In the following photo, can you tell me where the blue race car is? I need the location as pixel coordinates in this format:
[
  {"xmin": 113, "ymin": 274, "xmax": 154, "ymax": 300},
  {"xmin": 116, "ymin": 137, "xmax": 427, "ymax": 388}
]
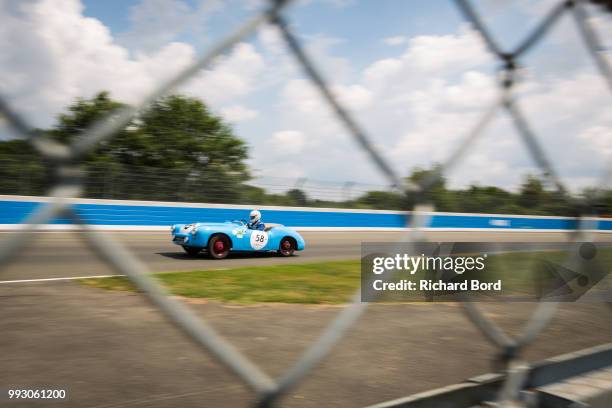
[{"xmin": 170, "ymin": 220, "xmax": 305, "ymax": 259}]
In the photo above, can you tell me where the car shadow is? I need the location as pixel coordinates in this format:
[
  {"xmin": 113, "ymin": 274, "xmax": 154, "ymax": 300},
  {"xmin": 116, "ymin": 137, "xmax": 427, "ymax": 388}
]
[{"xmin": 156, "ymin": 251, "xmax": 298, "ymax": 260}]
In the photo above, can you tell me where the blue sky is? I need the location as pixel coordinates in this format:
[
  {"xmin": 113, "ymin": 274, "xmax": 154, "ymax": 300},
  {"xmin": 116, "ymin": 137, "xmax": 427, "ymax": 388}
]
[
  {"xmin": 81, "ymin": 0, "xmax": 466, "ymax": 71},
  {"xmin": 78, "ymin": 0, "xmax": 571, "ymax": 68},
  {"xmin": 2, "ymin": 0, "xmax": 612, "ymax": 195}
]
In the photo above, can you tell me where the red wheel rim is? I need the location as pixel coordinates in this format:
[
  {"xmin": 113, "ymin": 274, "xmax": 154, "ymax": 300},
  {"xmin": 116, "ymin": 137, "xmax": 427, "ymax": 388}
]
[
  {"xmin": 213, "ymin": 240, "xmax": 225, "ymax": 254},
  {"xmin": 280, "ymin": 239, "xmax": 292, "ymax": 255}
]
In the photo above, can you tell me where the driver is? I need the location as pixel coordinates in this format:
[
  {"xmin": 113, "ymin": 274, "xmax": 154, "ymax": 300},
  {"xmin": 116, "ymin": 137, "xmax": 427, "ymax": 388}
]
[{"xmin": 247, "ymin": 209, "xmax": 265, "ymax": 231}]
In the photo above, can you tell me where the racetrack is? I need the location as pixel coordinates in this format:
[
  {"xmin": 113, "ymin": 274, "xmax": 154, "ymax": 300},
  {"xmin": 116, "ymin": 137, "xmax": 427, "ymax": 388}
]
[
  {"xmin": 2, "ymin": 230, "xmax": 612, "ymax": 407},
  {"xmin": 1, "ymin": 230, "xmax": 612, "ymax": 282}
]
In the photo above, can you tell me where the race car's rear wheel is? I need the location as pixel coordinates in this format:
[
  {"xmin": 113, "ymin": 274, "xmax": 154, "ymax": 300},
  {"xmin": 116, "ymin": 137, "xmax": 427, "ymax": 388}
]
[
  {"xmin": 208, "ymin": 234, "xmax": 230, "ymax": 259},
  {"xmin": 278, "ymin": 237, "xmax": 295, "ymax": 257},
  {"xmin": 182, "ymin": 246, "xmax": 202, "ymax": 256}
]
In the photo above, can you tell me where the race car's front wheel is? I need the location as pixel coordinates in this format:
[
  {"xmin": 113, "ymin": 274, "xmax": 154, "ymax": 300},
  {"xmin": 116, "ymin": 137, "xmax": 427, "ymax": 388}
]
[
  {"xmin": 208, "ymin": 234, "xmax": 230, "ymax": 259},
  {"xmin": 182, "ymin": 246, "xmax": 202, "ymax": 256},
  {"xmin": 278, "ymin": 237, "xmax": 295, "ymax": 257}
]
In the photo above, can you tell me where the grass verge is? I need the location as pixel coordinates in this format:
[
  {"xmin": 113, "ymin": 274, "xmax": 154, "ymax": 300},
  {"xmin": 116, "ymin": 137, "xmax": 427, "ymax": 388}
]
[
  {"xmin": 79, "ymin": 260, "xmax": 361, "ymax": 304},
  {"xmin": 79, "ymin": 248, "xmax": 612, "ymax": 304}
]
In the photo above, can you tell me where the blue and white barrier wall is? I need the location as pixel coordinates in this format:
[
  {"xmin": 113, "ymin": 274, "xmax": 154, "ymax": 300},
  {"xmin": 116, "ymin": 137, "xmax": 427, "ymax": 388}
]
[{"xmin": 0, "ymin": 195, "xmax": 611, "ymax": 232}]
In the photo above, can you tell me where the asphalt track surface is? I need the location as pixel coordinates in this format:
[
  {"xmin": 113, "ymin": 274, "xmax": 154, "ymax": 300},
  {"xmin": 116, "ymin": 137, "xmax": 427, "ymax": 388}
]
[
  {"xmin": 2, "ymin": 275, "xmax": 612, "ymax": 408},
  {"xmin": 1, "ymin": 231, "xmax": 612, "ymax": 282},
  {"xmin": 1, "ymin": 231, "xmax": 612, "ymax": 407}
]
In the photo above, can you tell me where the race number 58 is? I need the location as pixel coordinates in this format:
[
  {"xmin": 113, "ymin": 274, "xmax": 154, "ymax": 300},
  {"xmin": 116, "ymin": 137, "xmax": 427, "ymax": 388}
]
[{"xmin": 250, "ymin": 231, "xmax": 268, "ymax": 250}]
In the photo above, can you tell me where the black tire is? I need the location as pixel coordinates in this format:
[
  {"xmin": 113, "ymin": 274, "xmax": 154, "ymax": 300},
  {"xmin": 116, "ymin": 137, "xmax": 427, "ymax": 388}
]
[
  {"xmin": 208, "ymin": 234, "xmax": 231, "ymax": 259},
  {"xmin": 182, "ymin": 246, "xmax": 202, "ymax": 256},
  {"xmin": 278, "ymin": 237, "xmax": 295, "ymax": 257}
]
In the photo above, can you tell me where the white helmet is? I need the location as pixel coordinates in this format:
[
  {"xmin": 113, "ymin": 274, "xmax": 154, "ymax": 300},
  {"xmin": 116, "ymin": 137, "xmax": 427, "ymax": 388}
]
[{"xmin": 249, "ymin": 210, "xmax": 261, "ymax": 223}]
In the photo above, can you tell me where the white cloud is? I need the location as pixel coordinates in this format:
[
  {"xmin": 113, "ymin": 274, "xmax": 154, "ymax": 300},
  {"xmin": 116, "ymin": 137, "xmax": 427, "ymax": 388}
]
[
  {"xmin": 257, "ymin": 29, "xmax": 353, "ymax": 86},
  {"xmin": 260, "ymin": 26, "xmax": 495, "ymax": 184},
  {"xmin": 383, "ymin": 35, "xmax": 408, "ymax": 46},
  {"xmin": 1, "ymin": 0, "xmax": 167, "ymax": 127},
  {"xmin": 186, "ymin": 42, "xmax": 265, "ymax": 105},
  {"xmin": 578, "ymin": 125, "xmax": 612, "ymax": 158},
  {"xmin": 271, "ymin": 130, "xmax": 305, "ymax": 154},
  {"xmin": 263, "ymin": 22, "xmax": 612, "ymax": 192},
  {"xmin": 0, "ymin": 0, "xmax": 265, "ymax": 131},
  {"xmin": 117, "ymin": 0, "xmax": 224, "ymax": 52},
  {"xmin": 220, "ymin": 105, "xmax": 258, "ymax": 123},
  {"xmin": 281, "ymin": 79, "xmax": 324, "ymax": 116},
  {"xmin": 303, "ymin": 35, "xmax": 353, "ymax": 83},
  {"xmin": 334, "ymin": 84, "xmax": 372, "ymax": 110},
  {"xmin": 403, "ymin": 27, "xmax": 490, "ymax": 74}
]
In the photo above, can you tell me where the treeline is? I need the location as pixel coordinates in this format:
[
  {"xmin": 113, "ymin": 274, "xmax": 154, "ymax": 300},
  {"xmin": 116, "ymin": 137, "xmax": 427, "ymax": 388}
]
[
  {"xmin": 1, "ymin": 92, "xmax": 610, "ymax": 216},
  {"xmin": 1, "ymin": 92, "xmax": 248, "ymax": 203},
  {"xmin": 6, "ymin": 154, "xmax": 609, "ymax": 216},
  {"xmin": 242, "ymin": 173, "xmax": 612, "ymax": 217}
]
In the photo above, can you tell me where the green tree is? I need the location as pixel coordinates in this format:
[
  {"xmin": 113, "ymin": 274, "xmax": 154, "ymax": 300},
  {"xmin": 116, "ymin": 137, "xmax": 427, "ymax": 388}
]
[
  {"xmin": 354, "ymin": 191, "xmax": 404, "ymax": 210},
  {"xmin": 286, "ymin": 188, "xmax": 308, "ymax": 206},
  {"xmin": 2, "ymin": 94, "xmax": 610, "ymax": 216},
  {"xmin": 405, "ymin": 165, "xmax": 456, "ymax": 211},
  {"xmin": 458, "ymin": 185, "xmax": 514, "ymax": 213},
  {"xmin": 48, "ymin": 92, "xmax": 126, "ymax": 145},
  {"xmin": 135, "ymin": 95, "xmax": 249, "ymax": 202},
  {"xmin": 0, "ymin": 139, "xmax": 45, "ymax": 196},
  {"xmin": 40, "ymin": 92, "xmax": 248, "ymax": 202},
  {"xmin": 407, "ymin": 165, "xmax": 445, "ymax": 191},
  {"xmin": 591, "ymin": 189, "xmax": 612, "ymax": 217},
  {"xmin": 517, "ymin": 175, "xmax": 546, "ymax": 211}
]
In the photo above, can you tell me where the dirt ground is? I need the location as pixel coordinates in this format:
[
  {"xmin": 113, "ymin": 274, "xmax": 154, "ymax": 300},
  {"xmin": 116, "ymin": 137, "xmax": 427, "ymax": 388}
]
[{"xmin": 1, "ymin": 281, "xmax": 612, "ymax": 407}]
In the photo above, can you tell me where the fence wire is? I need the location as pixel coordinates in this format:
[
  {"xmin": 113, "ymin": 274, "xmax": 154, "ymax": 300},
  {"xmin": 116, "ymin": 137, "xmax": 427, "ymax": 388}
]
[{"xmin": 1, "ymin": 0, "xmax": 612, "ymax": 406}]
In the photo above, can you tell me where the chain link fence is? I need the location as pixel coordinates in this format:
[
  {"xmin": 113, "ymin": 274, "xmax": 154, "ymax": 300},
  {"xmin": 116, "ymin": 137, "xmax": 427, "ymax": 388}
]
[
  {"xmin": 1, "ymin": 0, "xmax": 612, "ymax": 406},
  {"xmin": 3, "ymin": 156, "xmax": 608, "ymax": 215},
  {"xmin": 0, "ymin": 155, "xmax": 394, "ymax": 204}
]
